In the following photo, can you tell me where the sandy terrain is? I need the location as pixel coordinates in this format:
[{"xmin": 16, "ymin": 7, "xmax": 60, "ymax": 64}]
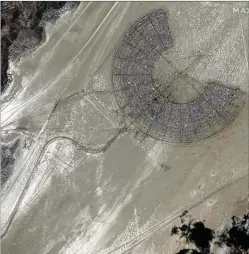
[{"xmin": 1, "ymin": 2, "xmax": 248, "ymax": 254}]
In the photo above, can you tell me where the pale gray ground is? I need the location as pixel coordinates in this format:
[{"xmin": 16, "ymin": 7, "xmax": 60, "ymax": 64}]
[{"xmin": 1, "ymin": 2, "xmax": 248, "ymax": 254}]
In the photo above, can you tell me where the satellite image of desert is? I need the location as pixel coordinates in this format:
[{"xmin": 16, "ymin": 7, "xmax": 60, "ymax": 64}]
[{"xmin": 1, "ymin": 1, "xmax": 249, "ymax": 254}]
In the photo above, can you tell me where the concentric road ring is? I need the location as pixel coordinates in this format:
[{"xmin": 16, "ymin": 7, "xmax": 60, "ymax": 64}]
[{"xmin": 112, "ymin": 9, "xmax": 245, "ymax": 143}]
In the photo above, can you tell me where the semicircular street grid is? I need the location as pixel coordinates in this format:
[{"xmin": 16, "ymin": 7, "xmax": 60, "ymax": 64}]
[{"xmin": 112, "ymin": 9, "xmax": 245, "ymax": 143}]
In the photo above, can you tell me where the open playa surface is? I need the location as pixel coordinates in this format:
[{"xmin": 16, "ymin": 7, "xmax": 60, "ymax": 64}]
[{"xmin": 1, "ymin": 2, "xmax": 248, "ymax": 253}]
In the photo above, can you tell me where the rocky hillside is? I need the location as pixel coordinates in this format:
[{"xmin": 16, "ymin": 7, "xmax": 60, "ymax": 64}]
[{"xmin": 1, "ymin": 1, "xmax": 79, "ymax": 93}]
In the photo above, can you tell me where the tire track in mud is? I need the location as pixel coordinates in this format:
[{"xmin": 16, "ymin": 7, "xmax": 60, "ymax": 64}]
[{"xmin": 1, "ymin": 127, "xmax": 126, "ymax": 239}]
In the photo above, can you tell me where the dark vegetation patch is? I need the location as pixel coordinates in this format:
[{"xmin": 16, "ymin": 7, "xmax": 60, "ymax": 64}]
[{"xmin": 171, "ymin": 210, "xmax": 249, "ymax": 254}]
